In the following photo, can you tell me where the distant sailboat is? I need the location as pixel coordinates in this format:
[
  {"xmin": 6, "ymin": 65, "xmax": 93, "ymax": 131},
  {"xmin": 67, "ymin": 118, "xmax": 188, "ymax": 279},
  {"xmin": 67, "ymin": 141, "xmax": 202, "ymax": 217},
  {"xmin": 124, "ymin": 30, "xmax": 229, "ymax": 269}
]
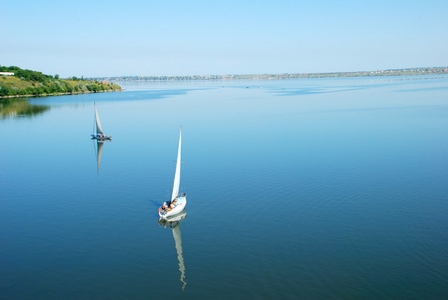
[
  {"xmin": 91, "ymin": 102, "xmax": 111, "ymax": 140},
  {"xmin": 159, "ymin": 126, "xmax": 187, "ymax": 218}
]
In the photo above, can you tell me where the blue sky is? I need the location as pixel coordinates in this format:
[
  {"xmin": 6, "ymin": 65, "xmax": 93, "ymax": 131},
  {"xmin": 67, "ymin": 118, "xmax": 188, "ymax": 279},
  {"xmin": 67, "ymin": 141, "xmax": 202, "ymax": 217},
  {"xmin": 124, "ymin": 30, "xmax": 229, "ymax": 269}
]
[{"xmin": 2, "ymin": 0, "xmax": 447, "ymax": 77}]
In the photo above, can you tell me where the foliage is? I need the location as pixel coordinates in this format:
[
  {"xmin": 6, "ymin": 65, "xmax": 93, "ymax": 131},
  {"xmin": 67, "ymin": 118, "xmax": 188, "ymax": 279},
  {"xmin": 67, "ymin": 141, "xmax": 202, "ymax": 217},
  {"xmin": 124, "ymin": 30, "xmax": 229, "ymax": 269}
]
[{"xmin": 0, "ymin": 66, "xmax": 122, "ymax": 98}]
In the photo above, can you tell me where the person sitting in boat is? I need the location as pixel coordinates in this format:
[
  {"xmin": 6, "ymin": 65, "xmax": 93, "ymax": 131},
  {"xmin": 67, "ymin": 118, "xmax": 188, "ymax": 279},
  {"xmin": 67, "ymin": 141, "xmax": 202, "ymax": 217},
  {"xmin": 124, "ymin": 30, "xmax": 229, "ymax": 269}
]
[{"xmin": 162, "ymin": 200, "xmax": 172, "ymax": 211}]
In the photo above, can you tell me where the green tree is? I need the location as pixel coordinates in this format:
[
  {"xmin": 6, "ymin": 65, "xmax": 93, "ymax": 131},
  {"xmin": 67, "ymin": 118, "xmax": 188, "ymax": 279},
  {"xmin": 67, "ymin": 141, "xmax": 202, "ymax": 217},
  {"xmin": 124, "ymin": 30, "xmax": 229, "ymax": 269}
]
[{"xmin": 0, "ymin": 85, "xmax": 12, "ymax": 96}]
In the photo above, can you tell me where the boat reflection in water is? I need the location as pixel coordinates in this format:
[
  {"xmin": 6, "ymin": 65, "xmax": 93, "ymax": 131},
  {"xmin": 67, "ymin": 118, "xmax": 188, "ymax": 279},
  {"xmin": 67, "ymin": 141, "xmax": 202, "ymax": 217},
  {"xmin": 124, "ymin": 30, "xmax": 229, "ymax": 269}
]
[
  {"xmin": 93, "ymin": 139, "xmax": 111, "ymax": 174},
  {"xmin": 159, "ymin": 209, "xmax": 187, "ymax": 291}
]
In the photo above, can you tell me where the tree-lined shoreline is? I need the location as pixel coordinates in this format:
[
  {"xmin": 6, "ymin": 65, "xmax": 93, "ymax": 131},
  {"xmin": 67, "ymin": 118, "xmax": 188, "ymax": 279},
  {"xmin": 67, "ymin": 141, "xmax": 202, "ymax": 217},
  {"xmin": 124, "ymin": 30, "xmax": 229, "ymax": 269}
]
[{"xmin": 0, "ymin": 66, "xmax": 122, "ymax": 101}]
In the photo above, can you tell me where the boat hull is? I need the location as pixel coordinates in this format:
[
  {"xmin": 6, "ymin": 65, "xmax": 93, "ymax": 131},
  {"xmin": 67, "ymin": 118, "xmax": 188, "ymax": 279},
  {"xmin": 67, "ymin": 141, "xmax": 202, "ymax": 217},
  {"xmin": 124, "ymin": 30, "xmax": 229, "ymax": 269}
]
[
  {"xmin": 162, "ymin": 209, "xmax": 187, "ymax": 223},
  {"xmin": 159, "ymin": 196, "xmax": 187, "ymax": 219},
  {"xmin": 91, "ymin": 134, "xmax": 111, "ymax": 140}
]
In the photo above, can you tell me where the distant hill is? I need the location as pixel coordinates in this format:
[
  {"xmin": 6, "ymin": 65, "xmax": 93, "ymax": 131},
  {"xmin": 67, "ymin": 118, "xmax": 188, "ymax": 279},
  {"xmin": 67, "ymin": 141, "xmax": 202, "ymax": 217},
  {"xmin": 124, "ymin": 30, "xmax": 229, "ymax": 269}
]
[
  {"xmin": 91, "ymin": 67, "xmax": 448, "ymax": 82},
  {"xmin": 0, "ymin": 66, "xmax": 122, "ymax": 102}
]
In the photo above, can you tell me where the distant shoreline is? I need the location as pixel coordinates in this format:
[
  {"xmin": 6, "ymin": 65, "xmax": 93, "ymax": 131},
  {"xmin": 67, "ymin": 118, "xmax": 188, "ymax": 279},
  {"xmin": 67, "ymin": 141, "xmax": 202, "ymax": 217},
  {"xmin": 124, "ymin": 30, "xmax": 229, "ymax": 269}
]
[
  {"xmin": 92, "ymin": 67, "xmax": 448, "ymax": 82},
  {"xmin": 0, "ymin": 66, "xmax": 123, "ymax": 100}
]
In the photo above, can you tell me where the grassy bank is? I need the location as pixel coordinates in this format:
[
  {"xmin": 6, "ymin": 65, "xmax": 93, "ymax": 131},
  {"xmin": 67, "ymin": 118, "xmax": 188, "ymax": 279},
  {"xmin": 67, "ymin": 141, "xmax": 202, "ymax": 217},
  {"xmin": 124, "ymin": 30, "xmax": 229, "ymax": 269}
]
[{"xmin": 0, "ymin": 66, "xmax": 122, "ymax": 100}]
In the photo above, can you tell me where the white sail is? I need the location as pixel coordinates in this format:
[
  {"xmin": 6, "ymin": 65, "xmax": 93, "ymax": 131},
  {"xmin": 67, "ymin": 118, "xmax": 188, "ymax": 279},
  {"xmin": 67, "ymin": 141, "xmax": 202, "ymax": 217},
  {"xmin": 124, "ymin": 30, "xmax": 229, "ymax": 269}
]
[
  {"xmin": 94, "ymin": 103, "xmax": 104, "ymax": 135},
  {"xmin": 172, "ymin": 223, "xmax": 187, "ymax": 290},
  {"xmin": 171, "ymin": 126, "xmax": 182, "ymax": 201}
]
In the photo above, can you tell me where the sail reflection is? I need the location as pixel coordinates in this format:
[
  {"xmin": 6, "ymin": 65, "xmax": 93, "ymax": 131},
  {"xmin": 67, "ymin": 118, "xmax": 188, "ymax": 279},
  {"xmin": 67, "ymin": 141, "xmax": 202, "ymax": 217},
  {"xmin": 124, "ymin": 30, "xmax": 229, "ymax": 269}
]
[
  {"xmin": 0, "ymin": 100, "xmax": 50, "ymax": 119},
  {"xmin": 159, "ymin": 209, "xmax": 187, "ymax": 291},
  {"xmin": 93, "ymin": 139, "xmax": 110, "ymax": 173}
]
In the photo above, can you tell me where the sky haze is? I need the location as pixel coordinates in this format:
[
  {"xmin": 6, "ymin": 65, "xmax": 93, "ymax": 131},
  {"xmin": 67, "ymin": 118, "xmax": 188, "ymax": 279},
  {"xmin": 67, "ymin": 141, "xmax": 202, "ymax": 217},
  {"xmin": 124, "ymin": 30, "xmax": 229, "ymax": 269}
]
[{"xmin": 2, "ymin": 0, "xmax": 447, "ymax": 77}]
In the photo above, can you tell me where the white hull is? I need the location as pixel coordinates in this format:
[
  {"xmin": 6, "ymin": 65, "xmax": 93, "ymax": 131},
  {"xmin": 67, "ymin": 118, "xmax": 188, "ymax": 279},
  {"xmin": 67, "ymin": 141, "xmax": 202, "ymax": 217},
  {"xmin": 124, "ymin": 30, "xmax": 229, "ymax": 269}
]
[
  {"xmin": 159, "ymin": 196, "xmax": 187, "ymax": 219},
  {"xmin": 164, "ymin": 209, "xmax": 187, "ymax": 222}
]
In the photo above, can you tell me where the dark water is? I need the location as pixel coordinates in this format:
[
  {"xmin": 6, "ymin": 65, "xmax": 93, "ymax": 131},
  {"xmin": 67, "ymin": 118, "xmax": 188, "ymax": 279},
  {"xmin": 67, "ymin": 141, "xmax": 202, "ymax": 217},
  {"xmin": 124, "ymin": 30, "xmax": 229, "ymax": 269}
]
[{"xmin": 1, "ymin": 76, "xmax": 447, "ymax": 299}]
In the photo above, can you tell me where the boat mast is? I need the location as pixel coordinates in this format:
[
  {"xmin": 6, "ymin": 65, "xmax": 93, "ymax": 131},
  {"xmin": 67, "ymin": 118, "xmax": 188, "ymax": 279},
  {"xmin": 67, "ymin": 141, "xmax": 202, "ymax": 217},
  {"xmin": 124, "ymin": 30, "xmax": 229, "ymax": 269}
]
[
  {"xmin": 94, "ymin": 103, "xmax": 104, "ymax": 135},
  {"xmin": 171, "ymin": 126, "xmax": 182, "ymax": 201},
  {"xmin": 93, "ymin": 102, "xmax": 96, "ymax": 135}
]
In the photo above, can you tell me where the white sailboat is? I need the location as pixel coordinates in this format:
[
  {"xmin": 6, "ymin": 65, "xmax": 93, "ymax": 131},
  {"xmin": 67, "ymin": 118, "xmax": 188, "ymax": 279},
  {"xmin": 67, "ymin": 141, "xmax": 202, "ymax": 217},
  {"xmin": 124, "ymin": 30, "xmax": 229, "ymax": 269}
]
[
  {"xmin": 159, "ymin": 126, "xmax": 187, "ymax": 218},
  {"xmin": 91, "ymin": 102, "xmax": 111, "ymax": 140}
]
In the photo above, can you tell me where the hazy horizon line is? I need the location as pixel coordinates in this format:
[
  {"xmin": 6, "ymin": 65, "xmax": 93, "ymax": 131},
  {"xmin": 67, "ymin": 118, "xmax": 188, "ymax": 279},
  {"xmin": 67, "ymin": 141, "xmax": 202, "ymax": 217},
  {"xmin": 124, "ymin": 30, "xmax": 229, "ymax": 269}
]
[{"xmin": 86, "ymin": 66, "xmax": 448, "ymax": 79}]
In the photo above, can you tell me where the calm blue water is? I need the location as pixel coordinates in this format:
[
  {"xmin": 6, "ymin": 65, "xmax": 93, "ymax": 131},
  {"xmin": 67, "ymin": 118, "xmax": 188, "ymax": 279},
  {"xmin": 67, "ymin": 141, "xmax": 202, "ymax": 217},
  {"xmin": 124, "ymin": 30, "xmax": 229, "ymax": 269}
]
[{"xmin": 1, "ymin": 76, "xmax": 448, "ymax": 299}]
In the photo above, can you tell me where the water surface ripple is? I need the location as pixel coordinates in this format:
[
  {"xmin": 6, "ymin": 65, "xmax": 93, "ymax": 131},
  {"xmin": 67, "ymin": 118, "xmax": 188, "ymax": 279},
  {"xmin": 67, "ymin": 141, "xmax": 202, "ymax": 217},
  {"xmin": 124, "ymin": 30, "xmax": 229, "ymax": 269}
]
[{"xmin": 1, "ymin": 76, "xmax": 447, "ymax": 299}]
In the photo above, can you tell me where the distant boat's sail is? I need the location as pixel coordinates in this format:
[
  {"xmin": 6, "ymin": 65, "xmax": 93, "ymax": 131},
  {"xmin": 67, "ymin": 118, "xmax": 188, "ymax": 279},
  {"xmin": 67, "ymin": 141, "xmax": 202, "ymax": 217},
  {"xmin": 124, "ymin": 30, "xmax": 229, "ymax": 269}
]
[
  {"xmin": 94, "ymin": 103, "xmax": 104, "ymax": 135},
  {"xmin": 171, "ymin": 126, "xmax": 182, "ymax": 201}
]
